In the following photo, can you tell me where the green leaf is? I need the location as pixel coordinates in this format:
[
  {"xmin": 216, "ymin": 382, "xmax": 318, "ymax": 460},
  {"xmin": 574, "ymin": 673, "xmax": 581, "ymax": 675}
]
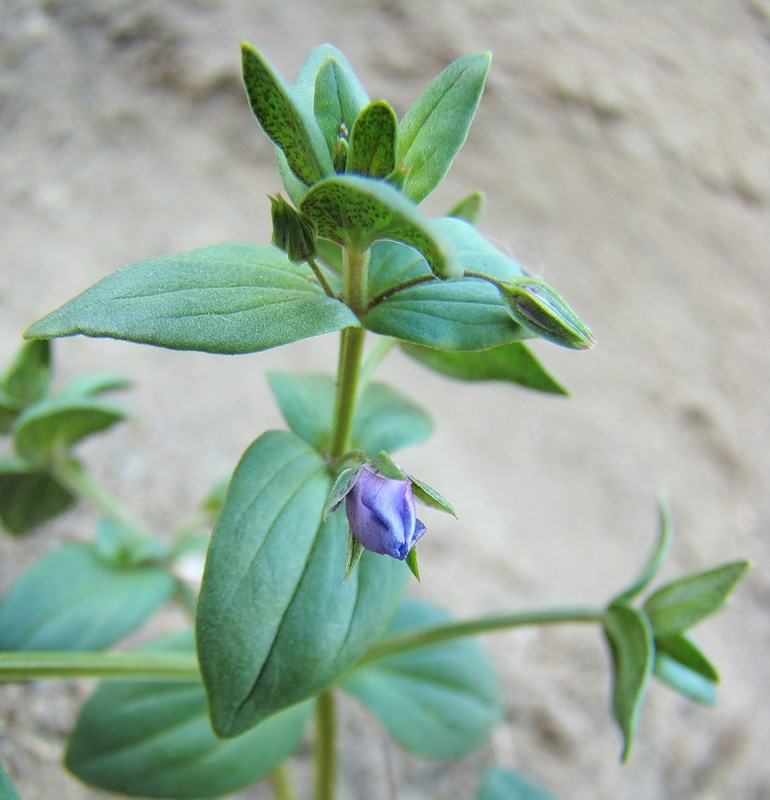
[
  {"xmin": 347, "ymin": 100, "xmax": 398, "ymax": 178},
  {"xmin": 408, "ymin": 474, "xmax": 456, "ymax": 517},
  {"xmin": 396, "ymin": 52, "xmax": 491, "ymax": 203},
  {"xmin": 447, "ymin": 190, "xmax": 485, "ymax": 225},
  {"xmin": 341, "ymin": 600, "xmax": 502, "ymax": 760},
  {"xmin": 57, "ymin": 373, "xmax": 131, "ymax": 400},
  {"xmin": 196, "ymin": 431, "xmax": 407, "ymax": 737},
  {"xmin": 478, "ymin": 767, "xmax": 559, "ymax": 800},
  {"xmin": 95, "ymin": 518, "xmax": 167, "ymax": 568},
  {"xmin": 365, "ymin": 218, "xmax": 527, "ymax": 350},
  {"xmin": 0, "ymin": 392, "xmax": 18, "ymax": 434},
  {"xmin": 323, "ymin": 465, "xmax": 362, "ymax": 520},
  {"xmin": 293, "ymin": 44, "xmax": 369, "ymax": 119},
  {"xmin": 300, "ymin": 175, "xmax": 461, "ymax": 279},
  {"xmin": 0, "ymin": 761, "xmax": 21, "ymax": 800},
  {"xmin": 602, "ymin": 603, "xmax": 654, "ymax": 761},
  {"xmin": 405, "ymin": 546, "xmax": 420, "ymax": 581},
  {"xmin": 13, "ymin": 396, "xmax": 127, "ymax": 463},
  {"xmin": 313, "ymin": 54, "xmax": 370, "ymax": 156},
  {"xmin": 614, "ymin": 496, "xmax": 673, "ymax": 603},
  {"xmin": 2, "ymin": 340, "xmax": 51, "ymax": 407},
  {"xmin": 241, "ymin": 42, "xmax": 332, "ymax": 185},
  {"xmin": 25, "ymin": 243, "xmax": 359, "ymax": 355},
  {"xmin": 654, "ymin": 632, "xmax": 719, "ymax": 682},
  {"xmin": 267, "ymin": 372, "xmax": 433, "ymax": 456},
  {"xmin": 643, "ymin": 561, "xmax": 749, "ymax": 634},
  {"xmin": 401, "ymin": 341, "xmax": 568, "ymax": 394},
  {"xmin": 653, "ymin": 650, "xmax": 717, "ymax": 706},
  {"xmin": 0, "ymin": 457, "xmax": 75, "ymax": 535},
  {"xmin": 0, "ymin": 543, "xmax": 174, "ymax": 651},
  {"xmin": 65, "ymin": 631, "xmax": 312, "ymax": 799}
]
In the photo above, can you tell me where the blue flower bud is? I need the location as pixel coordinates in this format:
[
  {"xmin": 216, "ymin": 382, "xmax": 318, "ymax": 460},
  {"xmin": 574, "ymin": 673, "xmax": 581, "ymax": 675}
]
[{"xmin": 344, "ymin": 464, "xmax": 426, "ymax": 560}]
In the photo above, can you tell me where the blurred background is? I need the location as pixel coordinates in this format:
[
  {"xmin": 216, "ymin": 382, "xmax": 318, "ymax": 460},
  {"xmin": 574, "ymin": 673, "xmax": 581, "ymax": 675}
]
[{"xmin": 1, "ymin": 1, "xmax": 768, "ymax": 798}]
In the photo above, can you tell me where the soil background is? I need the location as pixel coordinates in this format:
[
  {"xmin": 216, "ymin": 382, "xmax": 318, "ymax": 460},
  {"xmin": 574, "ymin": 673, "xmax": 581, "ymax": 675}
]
[{"xmin": 1, "ymin": 2, "xmax": 769, "ymax": 799}]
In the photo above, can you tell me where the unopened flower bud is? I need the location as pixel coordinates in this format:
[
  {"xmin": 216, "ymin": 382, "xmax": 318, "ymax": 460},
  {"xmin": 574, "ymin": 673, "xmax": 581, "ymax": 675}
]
[
  {"xmin": 498, "ymin": 277, "xmax": 595, "ymax": 350},
  {"xmin": 270, "ymin": 194, "xmax": 318, "ymax": 263},
  {"xmin": 343, "ymin": 463, "xmax": 426, "ymax": 560}
]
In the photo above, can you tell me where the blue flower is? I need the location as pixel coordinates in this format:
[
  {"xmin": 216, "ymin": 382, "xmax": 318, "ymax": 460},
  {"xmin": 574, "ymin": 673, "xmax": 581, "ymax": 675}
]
[{"xmin": 344, "ymin": 464, "xmax": 426, "ymax": 560}]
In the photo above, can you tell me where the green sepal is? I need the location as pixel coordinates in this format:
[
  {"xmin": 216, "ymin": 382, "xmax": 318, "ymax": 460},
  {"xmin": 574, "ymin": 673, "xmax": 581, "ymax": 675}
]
[
  {"xmin": 405, "ymin": 546, "xmax": 420, "ymax": 582},
  {"xmin": 270, "ymin": 194, "xmax": 318, "ymax": 263},
  {"xmin": 323, "ymin": 465, "xmax": 362, "ymax": 520},
  {"xmin": 65, "ymin": 631, "xmax": 313, "ymax": 800},
  {"xmin": 447, "ymin": 190, "xmax": 485, "ymax": 225},
  {"xmin": 300, "ymin": 175, "xmax": 461, "ymax": 279},
  {"xmin": 341, "ymin": 600, "xmax": 502, "ymax": 760},
  {"xmin": 25, "ymin": 243, "xmax": 359, "ymax": 355},
  {"xmin": 241, "ymin": 42, "xmax": 333, "ymax": 185},
  {"xmin": 0, "ymin": 542, "xmax": 174, "ymax": 652},
  {"xmin": 396, "ymin": 52, "xmax": 491, "ymax": 203},
  {"xmin": 370, "ymin": 450, "xmax": 407, "ymax": 481},
  {"xmin": 345, "ymin": 529, "xmax": 366, "ymax": 581},
  {"xmin": 603, "ymin": 602, "xmax": 654, "ymax": 762},
  {"xmin": 614, "ymin": 496, "xmax": 673, "ymax": 603},
  {"xmin": 498, "ymin": 277, "xmax": 595, "ymax": 350},
  {"xmin": 2, "ymin": 339, "xmax": 51, "ymax": 408},
  {"xmin": 653, "ymin": 650, "xmax": 717, "ymax": 706},
  {"xmin": 409, "ymin": 474, "xmax": 456, "ymax": 517},
  {"xmin": 477, "ymin": 767, "xmax": 559, "ymax": 800},
  {"xmin": 12, "ymin": 396, "xmax": 127, "ymax": 464},
  {"xmin": 401, "ymin": 341, "xmax": 568, "ymax": 394},
  {"xmin": 347, "ymin": 100, "xmax": 398, "ymax": 178},
  {"xmin": 313, "ymin": 54, "xmax": 369, "ymax": 157},
  {"xmin": 0, "ymin": 456, "xmax": 75, "ymax": 535},
  {"xmin": 642, "ymin": 560, "xmax": 749, "ymax": 634}
]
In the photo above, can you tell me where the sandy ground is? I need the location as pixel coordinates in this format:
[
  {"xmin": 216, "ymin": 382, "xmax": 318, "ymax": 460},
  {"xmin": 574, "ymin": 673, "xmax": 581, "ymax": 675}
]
[{"xmin": 1, "ymin": 1, "xmax": 769, "ymax": 798}]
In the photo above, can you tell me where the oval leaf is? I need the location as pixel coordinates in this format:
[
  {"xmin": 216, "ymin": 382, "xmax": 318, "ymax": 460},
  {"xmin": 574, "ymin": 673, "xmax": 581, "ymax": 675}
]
[
  {"xmin": 396, "ymin": 52, "xmax": 491, "ymax": 203},
  {"xmin": 478, "ymin": 767, "xmax": 559, "ymax": 800},
  {"xmin": 341, "ymin": 600, "xmax": 502, "ymax": 760},
  {"xmin": 314, "ymin": 55, "xmax": 370, "ymax": 156},
  {"xmin": 347, "ymin": 100, "xmax": 398, "ymax": 178},
  {"xmin": 643, "ymin": 561, "xmax": 749, "ymax": 634},
  {"xmin": 241, "ymin": 42, "xmax": 332, "ymax": 185},
  {"xmin": 602, "ymin": 603, "xmax": 653, "ymax": 762},
  {"xmin": 300, "ymin": 175, "xmax": 461, "ymax": 279},
  {"xmin": 65, "ymin": 631, "xmax": 312, "ymax": 799},
  {"xmin": 0, "ymin": 543, "xmax": 174, "ymax": 651},
  {"xmin": 25, "ymin": 243, "xmax": 359, "ymax": 355},
  {"xmin": 0, "ymin": 457, "xmax": 75, "ymax": 535},
  {"xmin": 196, "ymin": 431, "xmax": 407, "ymax": 736},
  {"xmin": 267, "ymin": 372, "xmax": 433, "ymax": 456},
  {"xmin": 401, "ymin": 342, "xmax": 568, "ymax": 394}
]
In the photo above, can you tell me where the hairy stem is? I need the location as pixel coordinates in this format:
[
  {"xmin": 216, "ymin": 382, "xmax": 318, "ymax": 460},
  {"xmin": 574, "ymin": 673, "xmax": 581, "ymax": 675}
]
[
  {"xmin": 314, "ymin": 690, "xmax": 337, "ymax": 800},
  {"xmin": 360, "ymin": 606, "xmax": 604, "ymax": 663},
  {"xmin": 307, "ymin": 256, "xmax": 336, "ymax": 298}
]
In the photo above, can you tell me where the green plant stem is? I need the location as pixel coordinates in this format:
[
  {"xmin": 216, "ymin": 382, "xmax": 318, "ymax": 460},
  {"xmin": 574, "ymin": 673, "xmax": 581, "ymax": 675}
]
[
  {"xmin": 315, "ymin": 690, "xmax": 337, "ymax": 800},
  {"xmin": 307, "ymin": 256, "xmax": 335, "ymax": 298},
  {"xmin": 271, "ymin": 763, "xmax": 299, "ymax": 800},
  {"xmin": 330, "ymin": 246, "xmax": 369, "ymax": 459},
  {"xmin": 53, "ymin": 458, "xmax": 152, "ymax": 538},
  {"xmin": 361, "ymin": 606, "xmax": 604, "ymax": 663},
  {"xmin": 0, "ymin": 651, "xmax": 200, "ymax": 682}
]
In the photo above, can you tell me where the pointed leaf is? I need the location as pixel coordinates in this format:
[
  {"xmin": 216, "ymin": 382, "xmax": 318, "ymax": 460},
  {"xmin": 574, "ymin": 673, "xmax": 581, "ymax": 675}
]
[
  {"xmin": 196, "ymin": 431, "xmax": 407, "ymax": 736},
  {"xmin": 408, "ymin": 474, "xmax": 456, "ymax": 517},
  {"xmin": 478, "ymin": 767, "xmax": 559, "ymax": 800},
  {"xmin": 341, "ymin": 600, "xmax": 502, "ymax": 760},
  {"xmin": 241, "ymin": 42, "xmax": 332, "ymax": 185},
  {"xmin": 65, "ymin": 631, "xmax": 312, "ymax": 799},
  {"xmin": 401, "ymin": 341, "xmax": 568, "ymax": 394},
  {"xmin": 396, "ymin": 52, "xmax": 491, "ymax": 202},
  {"xmin": 25, "ymin": 243, "xmax": 358, "ymax": 355},
  {"xmin": 365, "ymin": 217, "xmax": 527, "ymax": 350},
  {"xmin": 0, "ymin": 543, "xmax": 174, "ymax": 651},
  {"xmin": 653, "ymin": 650, "xmax": 717, "ymax": 706},
  {"xmin": 0, "ymin": 762, "xmax": 21, "ymax": 800},
  {"xmin": 614, "ymin": 496, "xmax": 673, "ymax": 603},
  {"xmin": 57, "ymin": 373, "xmax": 131, "ymax": 400},
  {"xmin": 345, "ymin": 530, "xmax": 365, "ymax": 580},
  {"xmin": 2, "ymin": 340, "xmax": 51, "ymax": 407},
  {"xmin": 347, "ymin": 100, "xmax": 398, "ymax": 178},
  {"xmin": 643, "ymin": 561, "xmax": 749, "ymax": 634},
  {"xmin": 654, "ymin": 632, "xmax": 719, "ymax": 682},
  {"xmin": 300, "ymin": 175, "xmax": 461, "ymax": 279},
  {"xmin": 292, "ymin": 44, "xmax": 368, "ymax": 118},
  {"xmin": 603, "ymin": 603, "xmax": 654, "ymax": 761},
  {"xmin": 0, "ymin": 457, "xmax": 75, "ymax": 535},
  {"xmin": 267, "ymin": 372, "xmax": 433, "ymax": 455},
  {"xmin": 370, "ymin": 450, "xmax": 407, "ymax": 480},
  {"xmin": 13, "ymin": 396, "xmax": 127, "ymax": 463},
  {"xmin": 447, "ymin": 190, "xmax": 485, "ymax": 225},
  {"xmin": 314, "ymin": 55, "xmax": 370, "ymax": 156},
  {"xmin": 405, "ymin": 546, "xmax": 420, "ymax": 581}
]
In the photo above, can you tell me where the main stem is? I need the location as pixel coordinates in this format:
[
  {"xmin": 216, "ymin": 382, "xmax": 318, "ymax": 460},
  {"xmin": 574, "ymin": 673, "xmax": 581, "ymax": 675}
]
[
  {"xmin": 315, "ymin": 690, "xmax": 337, "ymax": 800},
  {"xmin": 330, "ymin": 245, "xmax": 369, "ymax": 459}
]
